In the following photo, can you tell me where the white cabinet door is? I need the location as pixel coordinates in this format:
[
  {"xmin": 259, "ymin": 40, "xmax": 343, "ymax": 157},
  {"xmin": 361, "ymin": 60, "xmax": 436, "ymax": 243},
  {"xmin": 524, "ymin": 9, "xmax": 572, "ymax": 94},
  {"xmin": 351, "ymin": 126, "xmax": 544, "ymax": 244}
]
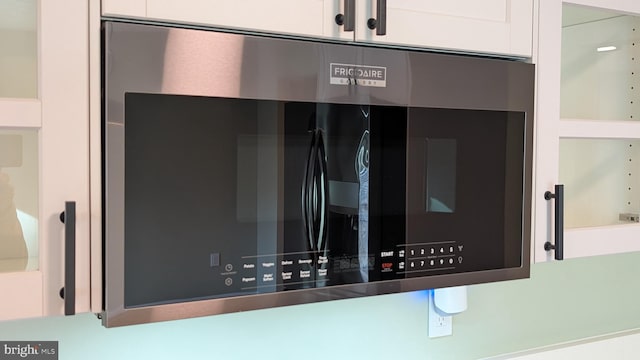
[
  {"xmin": 534, "ymin": 0, "xmax": 640, "ymax": 262},
  {"xmin": 0, "ymin": 0, "xmax": 90, "ymax": 320},
  {"xmin": 103, "ymin": 0, "xmax": 354, "ymax": 41},
  {"xmin": 103, "ymin": 0, "xmax": 534, "ymax": 57},
  {"xmin": 355, "ymin": 0, "xmax": 533, "ymax": 57}
]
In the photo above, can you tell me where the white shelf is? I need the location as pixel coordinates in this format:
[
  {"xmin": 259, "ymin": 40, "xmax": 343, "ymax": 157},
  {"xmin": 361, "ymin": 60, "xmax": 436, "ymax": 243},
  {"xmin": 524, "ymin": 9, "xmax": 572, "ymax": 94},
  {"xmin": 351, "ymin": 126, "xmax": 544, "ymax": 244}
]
[
  {"xmin": 0, "ymin": 99, "xmax": 41, "ymax": 128},
  {"xmin": 559, "ymin": 119, "xmax": 640, "ymax": 139},
  {"xmin": 564, "ymin": 225, "xmax": 640, "ymax": 258}
]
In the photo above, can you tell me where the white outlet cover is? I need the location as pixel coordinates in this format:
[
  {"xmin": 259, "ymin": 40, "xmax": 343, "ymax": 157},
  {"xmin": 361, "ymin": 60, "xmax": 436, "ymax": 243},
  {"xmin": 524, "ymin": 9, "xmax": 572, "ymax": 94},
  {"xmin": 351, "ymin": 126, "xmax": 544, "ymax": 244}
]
[{"xmin": 428, "ymin": 291, "xmax": 453, "ymax": 338}]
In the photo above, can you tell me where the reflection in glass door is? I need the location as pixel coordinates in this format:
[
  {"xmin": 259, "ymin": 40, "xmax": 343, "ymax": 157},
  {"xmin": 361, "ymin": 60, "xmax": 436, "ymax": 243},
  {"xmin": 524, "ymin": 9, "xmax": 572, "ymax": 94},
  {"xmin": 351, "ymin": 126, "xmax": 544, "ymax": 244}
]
[{"xmin": 0, "ymin": 130, "xmax": 38, "ymax": 273}]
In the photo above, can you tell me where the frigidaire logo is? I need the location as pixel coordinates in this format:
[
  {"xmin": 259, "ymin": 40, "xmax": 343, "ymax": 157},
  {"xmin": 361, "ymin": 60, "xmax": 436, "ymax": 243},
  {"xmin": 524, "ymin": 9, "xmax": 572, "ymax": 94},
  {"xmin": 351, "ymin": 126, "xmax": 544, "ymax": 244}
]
[
  {"xmin": 0, "ymin": 342, "xmax": 57, "ymax": 359},
  {"xmin": 330, "ymin": 63, "xmax": 387, "ymax": 87}
]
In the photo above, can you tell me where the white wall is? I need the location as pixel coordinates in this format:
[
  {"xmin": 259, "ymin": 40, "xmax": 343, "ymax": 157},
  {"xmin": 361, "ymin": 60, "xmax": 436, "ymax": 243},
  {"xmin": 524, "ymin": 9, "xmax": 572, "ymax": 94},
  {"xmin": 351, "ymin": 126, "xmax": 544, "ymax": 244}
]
[{"xmin": 0, "ymin": 251, "xmax": 639, "ymax": 359}]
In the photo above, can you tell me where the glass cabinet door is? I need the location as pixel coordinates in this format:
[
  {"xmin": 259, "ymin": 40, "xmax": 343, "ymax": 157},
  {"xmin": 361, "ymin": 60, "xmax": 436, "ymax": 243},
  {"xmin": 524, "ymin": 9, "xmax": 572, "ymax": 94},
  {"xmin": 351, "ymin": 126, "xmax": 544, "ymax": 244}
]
[
  {"xmin": 560, "ymin": 138, "xmax": 640, "ymax": 229},
  {"xmin": 535, "ymin": 2, "xmax": 640, "ymax": 262},
  {"xmin": 0, "ymin": 0, "xmax": 91, "ymax": 321},
  {"xmin": 0, "ymin": 0, "xmax": 38, "ymax": 99},
  {"xmin": 560, "ymin": 5, "xmax": 640, "ymax": 230},
  {"xmin": 561, "ymin": 5, "xmax": 638, "ymax": 122},
  {"xmin": 0, "ymin": 130, "xmax": 38, "ymax": 273},
  {"xmin": 0, "ymin": 1, "xmax": 39, "ymax": 274}
]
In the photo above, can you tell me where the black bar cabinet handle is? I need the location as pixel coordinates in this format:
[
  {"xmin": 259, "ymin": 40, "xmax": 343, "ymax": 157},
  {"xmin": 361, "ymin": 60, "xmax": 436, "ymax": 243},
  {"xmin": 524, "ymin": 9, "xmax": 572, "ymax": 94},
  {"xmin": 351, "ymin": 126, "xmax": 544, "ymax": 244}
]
[
  {"xmin": 59, "ymin": 201, "xmax": 76, "ymax": 315},
  {"xmin": 376, "ymin": 0, "xmax": 387, "ymax": 35},
  {"xmin": 367, "ymin": 0, "xmax": 387, "ymax": 35},
  {"xmin": 544, "ymin": 185, "xmax": 564, "ymax": 261},
  {"xmin": 335, "ymin": 0, "xmax": 355, "ymax": 32}
]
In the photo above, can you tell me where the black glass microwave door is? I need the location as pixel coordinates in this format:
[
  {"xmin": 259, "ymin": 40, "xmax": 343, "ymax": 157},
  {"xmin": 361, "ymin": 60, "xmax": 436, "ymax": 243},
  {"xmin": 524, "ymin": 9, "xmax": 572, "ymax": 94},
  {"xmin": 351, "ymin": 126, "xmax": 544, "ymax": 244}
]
[
  {"xmin": 123, "ymin": 94, "xmax": 376, "ymax": 307},
  {"xmin": 122, "ymin": 92, "xmax": 524, "ymax": 307},
  {"xmin": 124, "ymin": 93, "xmax": 285, "ymax": 307},
  {"xmin": 404, "ymin": 108, "xmax": 524, "ymax": 277}
]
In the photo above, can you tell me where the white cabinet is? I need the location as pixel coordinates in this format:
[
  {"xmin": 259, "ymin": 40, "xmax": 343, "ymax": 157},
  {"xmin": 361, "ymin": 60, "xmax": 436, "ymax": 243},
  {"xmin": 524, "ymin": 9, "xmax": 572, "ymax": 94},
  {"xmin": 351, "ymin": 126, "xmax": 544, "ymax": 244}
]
[
  {"xmin": 101, "ymin": 0, "xmax": 533, "ymax": 57},
  {"xmin": 102, "ymin": 0, "xmax": 353, "ymax": 41},
  {"xmin": 534, "ymin": 0, "xmax": 640, "ymax": 262},
  {"xmin": 0, "ymin": 0, "xmax": 91, "ymax": 320},
  {"xmin": 355, "ymin": 0, "xmax": 533, "ymax": 57}
]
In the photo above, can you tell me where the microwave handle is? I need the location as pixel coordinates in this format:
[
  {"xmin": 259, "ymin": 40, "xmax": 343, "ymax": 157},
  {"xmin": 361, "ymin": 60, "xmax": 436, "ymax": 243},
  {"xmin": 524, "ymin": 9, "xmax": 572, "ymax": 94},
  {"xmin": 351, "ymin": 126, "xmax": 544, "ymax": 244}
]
[
  {"xmin": 314, "ymin": 132, "xmax": 328, "ymax": 254},
  {"xmin": 335, "ymin": 0, "xmax": 355, "ymax": 32},
  {"xmin": 59, "ymin": 201, "xmax": 76, "ymax": 315},
  {"xmin": 303, "ymin": 132, "xmax": 317, "ymax": 252},
  {"xmin": 367, "ymin": 0, "xmax": 387, "ymax": 36},
  {"xmin": 544, "ymin": 185, "xmax": 564, "ymax": 260}
]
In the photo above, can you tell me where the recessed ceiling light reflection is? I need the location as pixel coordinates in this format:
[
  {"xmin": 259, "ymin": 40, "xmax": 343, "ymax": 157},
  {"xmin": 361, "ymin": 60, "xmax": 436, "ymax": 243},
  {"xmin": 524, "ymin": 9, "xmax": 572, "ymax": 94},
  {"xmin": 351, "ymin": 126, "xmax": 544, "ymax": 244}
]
[{"xmin": 596, "ymin": 46, "xmax": 617, "ymax": 52}]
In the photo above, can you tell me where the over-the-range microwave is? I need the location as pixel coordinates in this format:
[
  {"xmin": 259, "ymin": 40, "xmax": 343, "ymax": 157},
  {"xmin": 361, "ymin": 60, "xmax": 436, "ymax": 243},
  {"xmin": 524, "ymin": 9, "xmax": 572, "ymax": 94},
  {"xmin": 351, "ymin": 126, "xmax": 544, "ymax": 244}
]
[{"xmin": 102, "ymin": 21, "xmax": 534, "ymax": 327}]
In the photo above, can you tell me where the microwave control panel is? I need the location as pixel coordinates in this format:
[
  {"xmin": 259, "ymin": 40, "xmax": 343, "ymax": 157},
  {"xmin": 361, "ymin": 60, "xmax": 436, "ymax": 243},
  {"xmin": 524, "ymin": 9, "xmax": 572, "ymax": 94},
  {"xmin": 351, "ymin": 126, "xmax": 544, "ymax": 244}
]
[{"xmin": 208, "ymin": 241, "xmax": 466, "ymax": 295}]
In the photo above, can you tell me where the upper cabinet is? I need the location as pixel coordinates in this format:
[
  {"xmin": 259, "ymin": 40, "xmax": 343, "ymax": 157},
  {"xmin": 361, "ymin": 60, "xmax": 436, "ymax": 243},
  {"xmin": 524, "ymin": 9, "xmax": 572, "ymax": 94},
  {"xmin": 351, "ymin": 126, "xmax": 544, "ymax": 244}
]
[
  {"xmin": 355, "ymin": 0, "xmax": 533, "ymax": 57},
  {"xmin": 102, "ymin": 0, "xmax": 353, "ymax": 41},
  {"xmin": 535, "ymin": 0, "xmax": 640, "ymax": 262},
  {"xmin": 0, "ymin": 0, "xmax": 90, "ymax": 320},
  {"xmin": 101, "ymin": 0, "xmax": 534, "ymax": 57}
]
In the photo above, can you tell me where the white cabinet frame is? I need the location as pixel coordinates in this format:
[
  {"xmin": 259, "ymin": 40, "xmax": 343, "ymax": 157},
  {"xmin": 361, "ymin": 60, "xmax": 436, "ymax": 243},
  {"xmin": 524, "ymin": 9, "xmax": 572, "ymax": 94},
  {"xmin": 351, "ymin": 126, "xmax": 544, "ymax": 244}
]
[
  {"xmin": 534, "ymin": 0, "xmax": 640, "ymax": 262},
  {"xmin": 0, "ymin": 0, "xmax": 91, "ymax": 321}
]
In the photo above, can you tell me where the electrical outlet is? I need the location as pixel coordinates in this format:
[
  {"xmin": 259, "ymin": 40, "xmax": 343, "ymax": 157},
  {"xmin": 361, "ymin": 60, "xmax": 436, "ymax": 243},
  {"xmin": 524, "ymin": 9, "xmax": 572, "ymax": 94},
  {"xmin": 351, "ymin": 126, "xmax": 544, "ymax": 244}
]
[{"xmin": 428, "ymin": 290, "xmax": 453, "ymax": 338}]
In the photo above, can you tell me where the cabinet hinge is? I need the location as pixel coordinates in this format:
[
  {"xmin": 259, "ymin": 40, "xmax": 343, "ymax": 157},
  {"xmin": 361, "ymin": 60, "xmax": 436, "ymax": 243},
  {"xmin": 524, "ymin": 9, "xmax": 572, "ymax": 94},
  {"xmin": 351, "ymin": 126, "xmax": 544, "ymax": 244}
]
[{"xmin": 619, "ymin": 213, "xmax": 640, "ymax": 223}]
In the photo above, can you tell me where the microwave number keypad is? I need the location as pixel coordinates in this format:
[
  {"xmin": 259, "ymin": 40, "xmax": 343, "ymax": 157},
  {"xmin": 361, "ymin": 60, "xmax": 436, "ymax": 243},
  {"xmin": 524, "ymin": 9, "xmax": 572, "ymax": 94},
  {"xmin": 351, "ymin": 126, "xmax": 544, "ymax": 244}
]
[{"xmin": 396, "ymin": 242, "xmax": 464, "ymax": 274}]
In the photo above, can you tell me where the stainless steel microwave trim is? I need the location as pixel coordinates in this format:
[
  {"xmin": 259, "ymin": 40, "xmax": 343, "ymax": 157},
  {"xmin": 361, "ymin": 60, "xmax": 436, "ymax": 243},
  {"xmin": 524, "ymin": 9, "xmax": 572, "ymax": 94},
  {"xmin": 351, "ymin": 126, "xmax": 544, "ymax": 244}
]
[{"xmin": 103, "ymin": 21, "xmax": 534, "ymax": 327}]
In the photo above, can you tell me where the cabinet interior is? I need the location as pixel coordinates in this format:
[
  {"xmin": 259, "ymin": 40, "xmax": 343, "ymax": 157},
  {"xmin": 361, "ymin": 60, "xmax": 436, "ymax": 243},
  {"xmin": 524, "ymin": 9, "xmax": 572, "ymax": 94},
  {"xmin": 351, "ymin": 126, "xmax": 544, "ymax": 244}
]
[
  {"xmin": 0, "ymin": 129, "xmax": 39, "ymax": 273},
  {"xmin": 0, "ymin": 0, "xmax": 37, "ymax": 99}
]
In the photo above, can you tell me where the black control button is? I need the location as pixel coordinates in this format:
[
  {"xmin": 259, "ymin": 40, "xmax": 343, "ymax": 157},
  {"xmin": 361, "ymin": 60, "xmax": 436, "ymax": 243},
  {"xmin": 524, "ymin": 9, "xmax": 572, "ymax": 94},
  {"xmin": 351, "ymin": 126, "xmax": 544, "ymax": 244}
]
[
  {"xmin": 241, "ymin": 276, "xmax": 256, "ymax": 284},
  {"xmin": 281, "ymin": 271, "xmax": 293, "ymax": 280},
  {"xmin": 210, "ymin": 253, "xmax": 220, "ymax": 267},
  {"xmin": 381, "ymin": 262, "xmax": 394, "ymax": 272},
  {"xmin": 298, "ymin": 258, "xmax": 313, "ymax": 266}
]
